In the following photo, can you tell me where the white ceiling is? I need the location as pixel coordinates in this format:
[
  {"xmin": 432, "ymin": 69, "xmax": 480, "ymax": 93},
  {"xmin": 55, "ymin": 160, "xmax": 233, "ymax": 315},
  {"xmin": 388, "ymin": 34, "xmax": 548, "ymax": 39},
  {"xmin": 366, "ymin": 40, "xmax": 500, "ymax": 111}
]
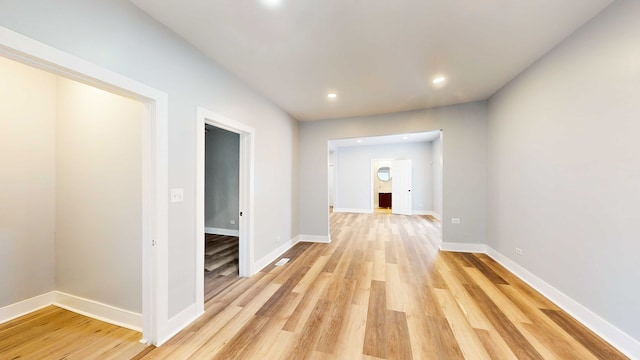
[{"xmin": 129, "ymin": 0, "xmax": 613, "ymax": 121}]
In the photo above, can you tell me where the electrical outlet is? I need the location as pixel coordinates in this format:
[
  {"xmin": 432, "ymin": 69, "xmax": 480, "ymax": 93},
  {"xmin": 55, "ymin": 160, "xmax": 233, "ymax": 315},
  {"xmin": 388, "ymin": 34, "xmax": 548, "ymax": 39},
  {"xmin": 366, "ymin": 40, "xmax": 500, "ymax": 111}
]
[
  {"xmin": 170, "ymin": 188, "xmax": 184, "ymax": 203},
  {"xmin": 451, "ymin": 218, "xmax": 461, "ymax": 224},
  {"xmin": 516, "ymin": 247, "xmax": 523, "ymax": 256},
  {"xmin": 230, "ymin": 220, "xmax": 236, "ymax": 225}
]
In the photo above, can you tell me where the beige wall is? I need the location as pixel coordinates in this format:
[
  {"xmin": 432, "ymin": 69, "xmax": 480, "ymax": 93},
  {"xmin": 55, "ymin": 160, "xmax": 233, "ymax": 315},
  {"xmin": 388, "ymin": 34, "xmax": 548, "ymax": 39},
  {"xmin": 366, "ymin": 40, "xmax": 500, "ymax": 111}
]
[
  {"xmin": 0, "ymin": 57, "xmax": 57, "ymax": 307},
  {"xmin": 0, "ymin": 56, "xmax": 143, "ymax": 314},
  {"xmin": 55, "ymin": 77, "xmax": 143, "ymax": 312}
]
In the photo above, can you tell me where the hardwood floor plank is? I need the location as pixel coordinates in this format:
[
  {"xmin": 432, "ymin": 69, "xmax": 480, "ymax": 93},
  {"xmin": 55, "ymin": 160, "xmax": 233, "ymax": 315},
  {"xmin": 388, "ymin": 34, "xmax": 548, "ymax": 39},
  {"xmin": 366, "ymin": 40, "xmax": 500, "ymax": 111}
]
[
  {"xmin": 363, "ymin": 280, "xmax": 387, "ymax": 358},
  {"xmin": 386, "ymin": 310, "xmax": 413, "ymax": 360},
  {"xmin": 283, "ymin": 272, "xmax": 332, "ymax": 333},
  {"xmin": 285, "ymin": 299, "xmax": 331, "ymax": 360},
  {"xmin": 464, "ymin": 283, "xmax": 544, "ymax": 360},
  {"xmin": 474, "ymin": 328, "xmax": 518, "ymax": 360},
  {"xmin": 351, "ymin": 261, "xmax": 374, "ymax": 306},
  {"xmin": 333, "ymin": 304, "xmax": 369, "ymax": 359},
  {"xmin": 465, "ymin": 267, "xmax": 532, "ymax": 323},
  {"xmin": 434, "ymin": 288, "xmax": 492, "ymax": 360},
  {"xmin": 385, "ymin": 263, "xmax": 408, "ymax": 312},
  {"xmin": 541, "ymin": 308, "xmax": 629, "ymax": 360},
  {"xmin": 425, "ymin": 315, "xmax": 465, "ymax": 360},
  {"xmin": 256, "ymin": 265, "xmax": 309, "ymax": 317},
  {"xmin": 459, "ymin": 253, "xmax": 508, "ymax": 285},
  {"xmin": 210, "ymin": 315, "xmax": 271, "ymax": 360},
  {"xmin": 316, "ymin": 279, "xmax": 356, "ymax": 354},
  {"xmin": 437, "ymin": 268, "xmax": 493, "ymax": 330},
  {"xmin": 372, "ymin": 249, "xmax": 386, "ymax": 282}
]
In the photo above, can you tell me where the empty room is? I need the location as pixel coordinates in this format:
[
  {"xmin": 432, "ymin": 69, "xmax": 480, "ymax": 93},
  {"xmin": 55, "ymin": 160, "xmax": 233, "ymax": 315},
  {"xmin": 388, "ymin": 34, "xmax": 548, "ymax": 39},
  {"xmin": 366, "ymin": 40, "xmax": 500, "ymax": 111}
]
[{"xmin": 1, "ymin": 0, "xmax": 639, "ymax": 359}]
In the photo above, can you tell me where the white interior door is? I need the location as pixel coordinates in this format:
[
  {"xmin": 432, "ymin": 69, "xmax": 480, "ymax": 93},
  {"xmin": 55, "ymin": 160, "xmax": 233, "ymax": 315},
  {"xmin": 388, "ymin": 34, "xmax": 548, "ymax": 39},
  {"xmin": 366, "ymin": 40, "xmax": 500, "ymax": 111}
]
[{"xmin": 392, "ymin": 159, "xmax": 412, "ymax": 215}]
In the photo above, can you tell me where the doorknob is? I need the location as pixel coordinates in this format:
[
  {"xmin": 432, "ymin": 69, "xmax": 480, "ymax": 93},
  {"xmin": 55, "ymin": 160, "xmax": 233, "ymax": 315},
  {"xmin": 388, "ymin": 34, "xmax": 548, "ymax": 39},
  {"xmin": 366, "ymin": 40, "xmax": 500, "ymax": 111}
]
[
  {"xmin": 240, "ymin": 211, "xmax": 243, "ymax": 216},
  {"xmin": 408, "ymin": 189, "xmax": 411, "ymax": 192}
]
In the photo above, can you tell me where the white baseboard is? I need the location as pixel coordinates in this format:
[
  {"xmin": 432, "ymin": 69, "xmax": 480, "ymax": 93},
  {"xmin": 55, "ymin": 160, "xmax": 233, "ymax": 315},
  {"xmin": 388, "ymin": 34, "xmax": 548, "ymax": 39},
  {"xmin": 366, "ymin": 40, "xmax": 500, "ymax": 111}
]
[
  {"xmin": 332, "ymin": 208, "xmax": 373, "ymax": 214},
  {"xmin": 440, "ymin": 242, "xmax": 487, "ymax": 253},
  {"xmin": 53, "ymin": 291, "xmax": 142, "ymax": 332},
  {"xmin": 204, "ymin": 227, "xmax": 239, "ymax": 236},
  {"xmin": 1, "ymin": 291, "xmax": 142, "ymax": 332},
  {"xmin": 412, "ymin": 210, "xmax": 441, "ymax": 220},
  {"xmin": 299, "ymin": 234, "xmax": 331, "ymax": 243},
  {"xmin": 0, "ymin": 291, "xmax": 56, "ymax": 324},
  {"xmin": 411, "ymin": 210, "xmax": 437, "ymax": 216},
  {"xmin": 158, "ymin": 302, "xmax": 203, "ymax": 346},
  {"xmin": 485, "ymin": 247, "xmax": 640, "ymax": 360},
  {"xmin": 253, "ymin": 236, "xmax": 301, "ymax": 273}
]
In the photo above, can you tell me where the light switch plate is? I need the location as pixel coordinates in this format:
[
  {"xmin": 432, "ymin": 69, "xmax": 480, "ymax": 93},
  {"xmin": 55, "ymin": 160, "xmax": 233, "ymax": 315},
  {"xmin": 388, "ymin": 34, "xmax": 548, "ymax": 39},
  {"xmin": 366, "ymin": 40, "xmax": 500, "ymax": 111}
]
[{"xmin": 170, "ymin": 188, "xmax": 184, "ymax": 203}]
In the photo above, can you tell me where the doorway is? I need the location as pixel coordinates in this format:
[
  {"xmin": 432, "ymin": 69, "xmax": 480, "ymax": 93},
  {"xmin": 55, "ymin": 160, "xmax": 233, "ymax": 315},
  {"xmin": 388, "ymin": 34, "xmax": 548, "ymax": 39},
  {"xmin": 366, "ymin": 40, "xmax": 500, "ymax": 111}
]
[
  {"xmin": 196, "ymin": 107, "xmax": 255, "ymax": 314},
  {"xmin": 0, "ymin": 27, "xmax": 168, "ymax": 345},
  {"xmin": 372, "ymin": 159, "xmax": 393, "ymax": 213},
  {"xmin": 203, "ymin": 125, "xmax": 240, "ymax": 297}
]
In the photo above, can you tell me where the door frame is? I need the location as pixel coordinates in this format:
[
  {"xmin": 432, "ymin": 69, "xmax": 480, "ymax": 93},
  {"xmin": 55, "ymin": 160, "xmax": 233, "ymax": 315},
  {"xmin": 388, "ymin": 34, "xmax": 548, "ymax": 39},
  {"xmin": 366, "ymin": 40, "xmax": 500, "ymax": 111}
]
[
  {"xmin": 0, "ymin": 26, "xmax": 169, "ymax": 344},
  {"xmin": 196, "ymin": 107, "xmax": 255, "ymax": 313}
]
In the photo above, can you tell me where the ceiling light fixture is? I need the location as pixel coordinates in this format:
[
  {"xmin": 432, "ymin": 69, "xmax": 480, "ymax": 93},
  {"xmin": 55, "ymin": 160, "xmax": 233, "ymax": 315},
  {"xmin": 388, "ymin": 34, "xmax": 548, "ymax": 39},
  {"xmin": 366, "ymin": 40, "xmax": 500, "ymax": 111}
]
[
  {"xmin": 327, "ymin": 93, "xmax": 337, "ymax": 99},
  {"xmin": 432, "ymin": 76, "xmax": 446, "ymax": 84},
  {"xmin": 261, "ymin": 0, "xmax": 283, "ymax": 7}
]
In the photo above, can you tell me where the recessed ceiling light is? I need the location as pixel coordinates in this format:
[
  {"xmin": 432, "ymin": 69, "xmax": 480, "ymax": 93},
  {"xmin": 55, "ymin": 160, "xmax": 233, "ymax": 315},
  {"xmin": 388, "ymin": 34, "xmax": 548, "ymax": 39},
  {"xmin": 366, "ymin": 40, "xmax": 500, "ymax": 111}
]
[
  {"xmin": 356, "ymin": 139, "xmax": 363, "ymax": 143},
  {"xmin": 261, "ymin": 0, "xmax": 283, "ymax": 7},
  {"xmin": 403, "ymin": 136, "xmax": 409, "ymax": 140},
  {"xmin": 432, "ymin": 76, "xmax": 446, "ymax": 84},
  {"xmin": 327, "ymin": 93, "xmax": 337, "ymax": 99}
]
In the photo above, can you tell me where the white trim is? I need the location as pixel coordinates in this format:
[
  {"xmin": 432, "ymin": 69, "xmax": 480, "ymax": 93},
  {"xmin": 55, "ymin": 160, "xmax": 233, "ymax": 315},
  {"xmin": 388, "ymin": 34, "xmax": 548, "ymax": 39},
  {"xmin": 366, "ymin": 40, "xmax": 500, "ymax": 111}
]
[
  {"xmin": 0, "ymin": 26, "xmax": 169, "ymax": 345},
  {"xmin": 204, "ymin": 227, "xmax": 240, "ymax": 237},
  {"xmin": 486, "ymin": 247, "xmax": 640, "ymax": 360},
  {"xmin": 159, "ymin": 303, "xmax": 203, "ymax": 346},
  {"xmin": 332, "ymin": 208, "xmax": 373, "ymax": 214},
  {"xmin": 412, "ymin": 210, "xmax": 441, "ymax": 218},
  {"xmin": 440, "ymin": 242, "xmax": 487, "ymax": 253},
  {"xmin": 0, "ymin": 291, "xmax": 143, "ymax": 333},
  {"xmin": 0, "ymin": 292, "xmax": 56, "ymax": 324},
  {"xmin": 299, "ymin": 234, "xmax": 332, "ymax": 243},
  {"xmin": 53, "ymin": 291, "xmax": 142, "ymax": 332},
  {"xmin": 253, "ymin": 236, "xmax": 301, "ymax": 273},
  {"xmin": 196, "ymin": 107, "xmax": 255, "ymax": 323}
]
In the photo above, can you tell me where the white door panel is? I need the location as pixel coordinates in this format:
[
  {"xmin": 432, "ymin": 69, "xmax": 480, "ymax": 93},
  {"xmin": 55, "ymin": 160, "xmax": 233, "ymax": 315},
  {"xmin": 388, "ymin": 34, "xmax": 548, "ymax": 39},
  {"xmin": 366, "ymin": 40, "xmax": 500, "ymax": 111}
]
[{"xmin": 392, "ymin": 160, "xmax": 412, "ymax": 215}]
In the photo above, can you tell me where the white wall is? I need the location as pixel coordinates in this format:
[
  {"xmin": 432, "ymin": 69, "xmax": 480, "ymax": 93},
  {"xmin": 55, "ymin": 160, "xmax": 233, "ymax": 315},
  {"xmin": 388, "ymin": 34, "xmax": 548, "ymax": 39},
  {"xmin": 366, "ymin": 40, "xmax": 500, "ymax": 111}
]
[
  {"xmin": 0, "ymin": 57, "xmax": 57, "ymax": 307},
  {"xmin": 0, "ymin": 0, "xmax": 299, "ymax": 317},
  {"xmin": 299, "ymin": 101, "xmax": 487, "ymax": 245},
  {"xmin": 55, "ymin": 77, "xmax": 143, "ymax": 313},
  {"xmin": 334, "ymin": 142, "xmax": 433, "ymax": 213},
  {"xmin": 488, "ymin": 0, "xmax": 640, "ymax": 343},
  {"xmin": 205, "ymin": 127, "xmax": 239, "ymax": 232},
  {"xmin": 432, "ymin": 133, "xmax": 443, "ymax": 217}
]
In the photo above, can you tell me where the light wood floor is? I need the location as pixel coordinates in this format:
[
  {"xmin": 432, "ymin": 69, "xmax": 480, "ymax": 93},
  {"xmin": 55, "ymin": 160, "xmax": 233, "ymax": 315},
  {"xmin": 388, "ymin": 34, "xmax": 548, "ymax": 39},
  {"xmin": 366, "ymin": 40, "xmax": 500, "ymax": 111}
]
[
  {"xmin": 0, "ymin": 305, "xmax": 150, "ymax": 359},
  {"xmin": 1, "ymin": 213, "xmax": 627, "ymax": 359},
  {"xmin": 136, "ymin": 212, "xmax": 628, "ymax": 359},
  {"xmin": 205, "ymin": 234, "xmax": 241, "ymax": 303}
]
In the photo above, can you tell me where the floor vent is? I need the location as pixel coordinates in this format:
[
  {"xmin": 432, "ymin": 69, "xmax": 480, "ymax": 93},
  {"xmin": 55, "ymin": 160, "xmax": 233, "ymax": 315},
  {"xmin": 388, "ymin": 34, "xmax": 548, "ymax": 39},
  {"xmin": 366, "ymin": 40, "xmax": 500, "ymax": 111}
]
[{"xmin": 275, "ymin": 258, "xmax": 290, "ymax": 266}]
